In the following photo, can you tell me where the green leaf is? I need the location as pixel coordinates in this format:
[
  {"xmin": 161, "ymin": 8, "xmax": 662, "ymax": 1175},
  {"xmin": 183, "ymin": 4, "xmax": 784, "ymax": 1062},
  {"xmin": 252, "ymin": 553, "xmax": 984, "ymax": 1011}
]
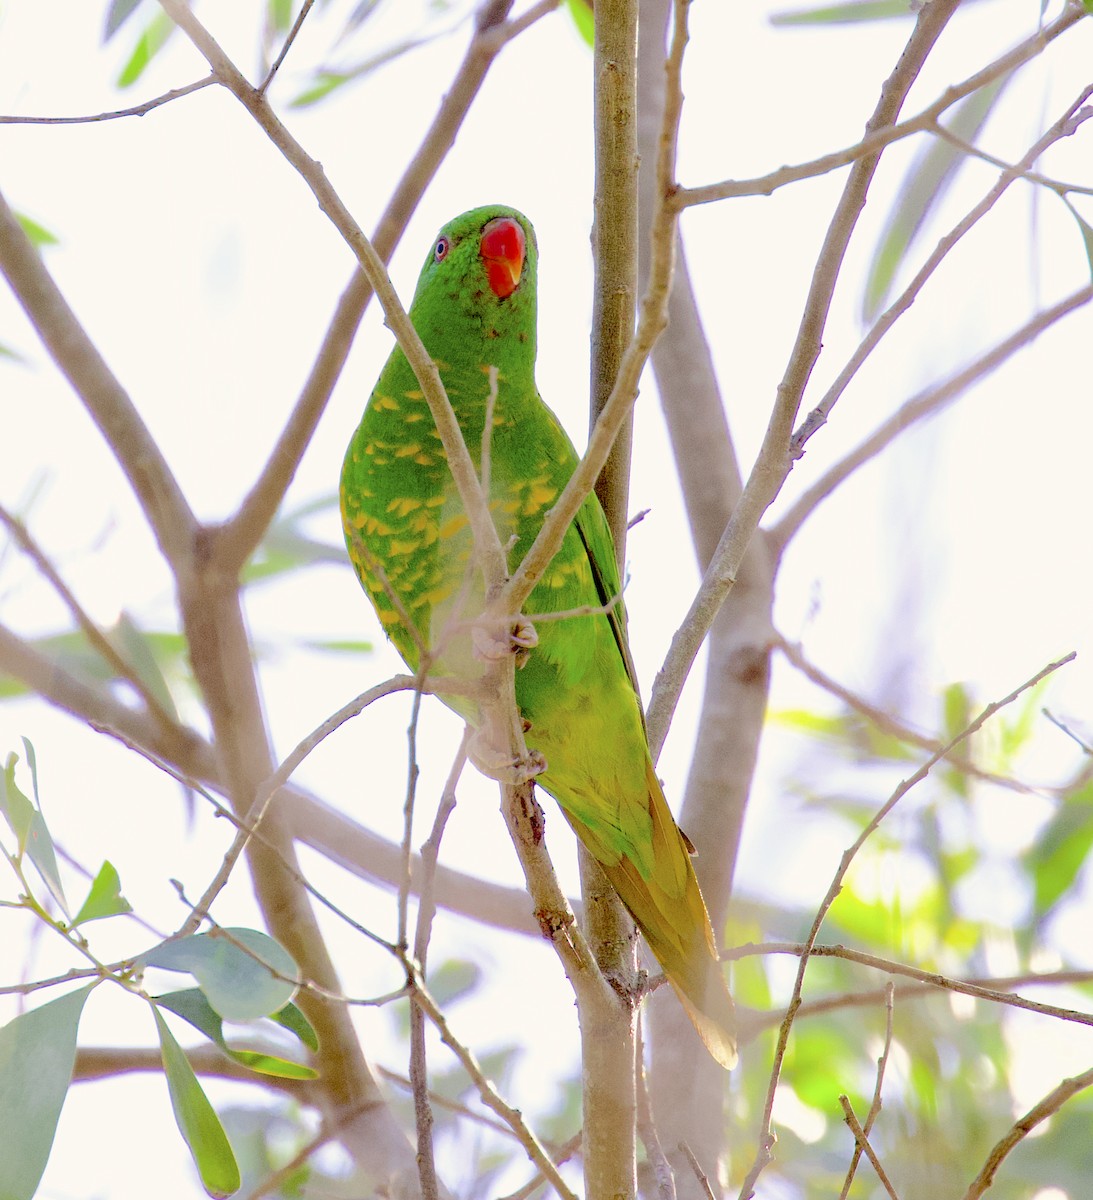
[
  {"xmin": 863, "ymin": 77, "xmax": 1009, "ymax": 322},
  {"xmin": 428, "ymin": 959, "xmax": 481, "ymax": 1008},
  {"xmin": 565, "ymin": 0, "xmax": 594, "ymax": 45},
  {"xmin": 266, "ymin": 0, "xmax": 295, "ymax": 33},
  {"xmin": 73, "ymin": 860, "xmax": 133, "ymax": 925},
  {"xmin": 290, "ymin": 72, "xmax": 350, "ymax": 109},
  {"xmin": 1062, "ymin": 197, "xmax": 1093, "ymax": 280},
  {"xmin": 142, "ymin": 927, "xmax": 298, "ymax": 1021},
  {"xmin": 1024, "ymin": 781, "xmax": 1093, "ymax": 920},
  {"xmin": 153, "ymin": 1006, "xmax": 241, "ymax": 1198},
  {"xmin": 117, "ymin": 10, "xmax": 176, "ymax": 88},
  {"xmin": 2, "ymin": 750, "xmax": 68, "ymax": 916},
  {"xmin": 270, "ymin": 1000, "xmax": 319, "ymax": 1052},
  {"xmin": 155, "ymin": 989, "xmax": 317, "ymax": 1080},
  {"xmin": 770, "ymin": 0, "xmax": 916, "ymax": 26},
  {"xmin": 103, "ymin": 0, "xmax": 145, "ymax": 40},
  {"xmin": 15, "ymin": 212, "xmax": 59, "ymax": 248},
  {"xmin": 1, "ymin": 751, "xmax": 35, "ymax": 848},
  {"xmin": 0, "ymin": 986, "xmax": 92, "ymax": 1200},
  {"xmin": 110, "ymin": 611, "xmax": 180, "ymax": 721}
]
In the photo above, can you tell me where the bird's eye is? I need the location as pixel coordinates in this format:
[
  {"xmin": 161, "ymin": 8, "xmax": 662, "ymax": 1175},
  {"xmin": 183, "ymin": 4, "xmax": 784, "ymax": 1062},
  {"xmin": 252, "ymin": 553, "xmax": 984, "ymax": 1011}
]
[{"xmin": 434, "ymin": 236, "xmax": 450, "ymax": 262}]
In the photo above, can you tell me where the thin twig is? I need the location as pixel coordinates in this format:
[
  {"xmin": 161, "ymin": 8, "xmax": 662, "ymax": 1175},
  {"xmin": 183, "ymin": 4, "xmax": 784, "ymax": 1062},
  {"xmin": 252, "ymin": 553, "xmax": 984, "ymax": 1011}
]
[
  {"xmin": 0, "ymin": 76, "xmax": 216, "ymax": 123},
  {"xmin": 636, "ymin": 1022, "xmax": 676, "ymax": 1200},
  {"xmin": 838, "ymin": 983, "xmax": 894, "ymax": 1200},
  {"xmin": 178, "ymin": 675, "xmax": 448, "ymax": 936},
  {"xmin": 260, "ymin": 0, "xmax": 316, "ymax": 90},
  {"xmin": 676, "ymin": 4, "xmax": 1083, "ymax": 208},
  {"xmin": 961, "ymin": 1065, "xmax": 1093, "ymax": 1199},
  {"xmin": 840, "ymin": 1097, "xmax": 901, "ymax": 1200},
  {"xmin": 728, "ymin": 942, "xmax": 1093, "ymax": 1033},
  {"xmin": 407, "ymin": 732, "xmax": 469, "ymax": 1200},
  {"xmin": 678, "ymin": 1142, "xmax": 716, "ymax": 1200},
  {"xmin": 773, "ymin": 635, "xmax": 1049, "ymax": 795},
  {"xmin": 0, "ymin": 503, "xmax": 177, "ymax": 731},
  {"xmin": 769, "ymin": 282, "xmax": 1093, "ymax": 554},
  {"xmin": 215, "ymin": 0, "xmax": 548, "ymax": 574},
  {"xmin": 411, "ymin": 971, "xmax": 578, "ymax": 1200},
  {"xmin": 789, "ymin": 87, "xmax": 1093, "ymax": 460},
  {"xmin": 736, "ymin": 652, "xmax": 1075, "ymax": 1199},
  {"xmin": 647, "ymin": 0, "xmax": 963, "ymax": 762}
]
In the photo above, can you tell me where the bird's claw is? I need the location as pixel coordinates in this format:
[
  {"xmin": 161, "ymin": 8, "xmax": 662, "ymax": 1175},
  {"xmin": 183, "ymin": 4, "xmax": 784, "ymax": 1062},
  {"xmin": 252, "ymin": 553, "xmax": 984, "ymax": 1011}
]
[
  {"xmin": 468, "ymin": 729, "xmax": 547, "ymax": 785},
  {"xmin": 471, "ymin": 615, "xmax": 539, "ymax": 664}
]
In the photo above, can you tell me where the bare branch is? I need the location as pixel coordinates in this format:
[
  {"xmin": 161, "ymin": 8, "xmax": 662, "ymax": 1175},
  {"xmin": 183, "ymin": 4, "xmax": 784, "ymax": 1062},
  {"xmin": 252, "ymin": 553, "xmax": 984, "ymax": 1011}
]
[
  {"xmin": 647, "ymin": 0, "xmax": 963, "ymax": 761},
  {"xmin": 961, "ymin": 1065, "xmax": 1093, "ymax": 1199},
  {"xmin": 217, "ymin": 0, "xmax": 549, "ymax": 574},
  {"xmin": 676, "ymin": 4, "xmax": 1083, "ymax": 208},
  {"xmin": 788, "ymin": 87, "xmax": 1093, "ymax": 460},
  {"xmin": 412, "ymin": 970, "xmax": 579, "ymax": 1200},
  {"xmin": 407, "ymin": 734, "xmax": 468, "ymax": 1200},
  {"xmin": 0, "ymin": 76, "xmax": 216, "ymax": 124},
  {"xmin": 838, "ymin": 984, "xmax": 895, "ymax": 1200},
  {"xmin": 0, "ymin": 186, "xmax": 197, "ymax": 569},
  {"xmin": 769, "ymin": 283, "xmax": 1093, "ymax": 553},
  {"xmin": 840, "ymin": 1097, "xmax": 901, "ymax": 1200},
  {"xmin": 260, "ymin": 0, "xmax": 316, "ymax": 91},
  {"xmin": 0, "ymin": 503, "xmax": 177, "ymax": 731}
]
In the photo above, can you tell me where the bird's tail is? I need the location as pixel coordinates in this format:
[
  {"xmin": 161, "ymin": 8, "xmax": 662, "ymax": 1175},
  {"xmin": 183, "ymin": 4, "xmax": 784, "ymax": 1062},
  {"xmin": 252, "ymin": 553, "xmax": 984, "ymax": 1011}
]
[{"xmin": 570, "ymin": 761, "xmax": 738, "ymax": 1069}]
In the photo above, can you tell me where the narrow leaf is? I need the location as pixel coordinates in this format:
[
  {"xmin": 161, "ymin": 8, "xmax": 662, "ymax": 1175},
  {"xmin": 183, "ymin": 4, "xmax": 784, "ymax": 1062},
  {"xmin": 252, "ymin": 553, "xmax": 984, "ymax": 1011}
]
[
  {"xmin": 110, "ymin": 611, "xmax": 180, "ymax": 721},
  {"xmin": 14, "ymin": 212, "xmax": 59, "ymax": 248},
  {"xmin": 863, "ymin": 77, "xmax": 1009, "ymax": 321},
  {"xmin": 117, "ymin": 11, "xmax": 176, "ymax": 88},
  {"xmin": 2, "ymin": 751, "xmax": 68, "ymax": 915},
  {"xmin": 142, "ymin": 928, "xmax": 298, "ymax": 1021},
  {"xmin": 73, "ymin": 860, "xmax": 133, "ymax": 925},
  {"xmin": 0, "ymin": 986, "xmax": 92, "ymax": 1200},
  {"xmin": 153, "ymin": 1008, "xmax": 241, "ymax": 1198},
  {"xmin": 1062, "ymin": 197, "xmax": 1093, "ymax": 280},
  {"xmin": 104, "ymin": 0, "xmax": 145, "ymax": 40},
  {"xmin": 1, "ymin": 751, "xmax": 35, "ymax": 848},
  {"xmin": 270, "ymin": 1000, "xmax": 319, "ymax": 1052},
  {"xmin": 154, "ymin": 989, "xmax": 317, "ymax": 1080},
  {"xmin": 565, "ymin": 0, "xmax": 594, "ymax": 45},
  {"xmin": 770, "ymin": 0, "xmax": 916, "ymax": 26}
]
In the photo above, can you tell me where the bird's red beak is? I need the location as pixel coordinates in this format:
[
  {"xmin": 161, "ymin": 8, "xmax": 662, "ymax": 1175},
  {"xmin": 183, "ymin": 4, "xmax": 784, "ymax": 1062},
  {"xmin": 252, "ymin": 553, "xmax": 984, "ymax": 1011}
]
[{"xmin": 480, "ymin": 217, "xmax": 525, "ymax": 299}]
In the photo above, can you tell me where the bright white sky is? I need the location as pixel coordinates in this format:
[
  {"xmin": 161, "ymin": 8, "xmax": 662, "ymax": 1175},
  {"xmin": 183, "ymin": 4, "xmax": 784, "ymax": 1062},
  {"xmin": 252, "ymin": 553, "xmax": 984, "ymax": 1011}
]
[{"xmin": 2, "ymin": 0, "xmax": 1093, "ymax": 1196}]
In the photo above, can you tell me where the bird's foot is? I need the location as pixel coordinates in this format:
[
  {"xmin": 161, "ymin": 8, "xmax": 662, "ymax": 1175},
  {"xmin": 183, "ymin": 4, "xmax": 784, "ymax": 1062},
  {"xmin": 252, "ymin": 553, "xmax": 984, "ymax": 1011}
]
[
  {"xmin": 471, "ymin": 614, "xmax": 539, "ymax": 665},
  {"xmin": 468, "ymin": 727, "xmax": 547, "ymax": 785}
]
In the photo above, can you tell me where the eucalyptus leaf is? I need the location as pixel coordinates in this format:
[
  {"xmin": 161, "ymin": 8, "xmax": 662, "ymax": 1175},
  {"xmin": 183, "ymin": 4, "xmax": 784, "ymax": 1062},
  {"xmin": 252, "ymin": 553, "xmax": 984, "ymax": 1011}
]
[
  {"xmin": 0, "ymin": 986, "xmax": 92, "ymax": 1200},
  {"xmin": 154, "ymin": 1007, "xmax": 241, "ymax": 1198},
  {"xmin": 73, "ymin": 860, "xmax": 133, "ymax": 925},
  {"xmin": 155, "ymin": 989, "xmax": 317, "ymax": 1080},
  {"xmin": 142, "ymin": 928, "xmax": 298, "ymax": 1021}
]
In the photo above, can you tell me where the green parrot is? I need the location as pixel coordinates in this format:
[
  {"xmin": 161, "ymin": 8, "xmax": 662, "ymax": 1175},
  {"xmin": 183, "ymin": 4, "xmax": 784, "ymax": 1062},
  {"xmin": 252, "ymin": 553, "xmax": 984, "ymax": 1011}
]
[{"xmin": 340, "ymin": 205, "xmax": 736, "ymax": 1068}]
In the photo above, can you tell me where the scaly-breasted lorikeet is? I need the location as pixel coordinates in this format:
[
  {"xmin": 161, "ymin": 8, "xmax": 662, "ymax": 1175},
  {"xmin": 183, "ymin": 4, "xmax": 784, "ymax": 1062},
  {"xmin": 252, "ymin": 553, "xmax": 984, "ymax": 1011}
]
[{"xmin": 340, "ymin": 205, "xmax": 737, "ymax": 1068}]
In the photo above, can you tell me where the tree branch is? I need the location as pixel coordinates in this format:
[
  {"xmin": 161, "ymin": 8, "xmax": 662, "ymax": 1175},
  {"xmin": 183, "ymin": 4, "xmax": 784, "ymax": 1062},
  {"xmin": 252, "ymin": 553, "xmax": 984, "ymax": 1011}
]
[
  {"xmin": 769, "ymin": 282, "xmax": 1093, "ymax": 554},
  {"xmin": 216, "ymin": 0, "xmax": 545, "ymax": 574},
  {"xmin": 0, "ymin": 185, "xmax": 198, "ymax": 570},
  {"xmin": 788, "ymin": 87, "xmax": 1093, "ymax": 461},
  {"xmin": 961, "ymin": 1065, "xmax": 1093, "ymax": 1199},
  {"xmin": 675, "ymin": 4, "xmax": 1083, "ymax": 208},
  {"xmin": 645, "ymin": 0, "xmax": 963, "ymax": 755}
]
